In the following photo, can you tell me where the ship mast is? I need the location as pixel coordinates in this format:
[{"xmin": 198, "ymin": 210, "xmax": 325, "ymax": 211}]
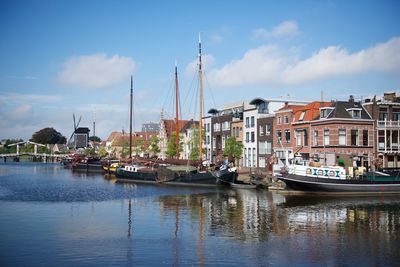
[
  {"xmin": 198, "ymin": 33, "xmax": 203, "ymax": 161},
  {"xmin": 129, "ymin": 75, "xmax": 133, "ymax": 160},
  {"xmin": 175, "ymin": 61, "xmax": 180, "ymax": 159}
]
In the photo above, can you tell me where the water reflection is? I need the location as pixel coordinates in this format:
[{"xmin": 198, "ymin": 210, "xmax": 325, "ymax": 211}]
[
  {"xmin": 156, "ymin": 190, "xmax": 400, "ymax": 247},
  {"xmin": 1, "ymin": 163, "xmax": 400, "ymax": 266}
]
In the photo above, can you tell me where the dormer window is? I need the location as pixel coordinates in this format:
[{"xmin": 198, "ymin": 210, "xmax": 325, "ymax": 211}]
[
  {"xmin": 347, "ymin": 108, "xmax": 362, "ymax": 119},
  {"xmin": 299, "ymin": 111, "xmax": 305, "ymax": 121},
  {"xmin": 320, "ymin": 107, "xmax": 334, "ymax": 119}
]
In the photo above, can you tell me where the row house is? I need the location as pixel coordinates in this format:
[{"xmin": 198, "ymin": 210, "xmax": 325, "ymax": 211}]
[
  {"xmin": 363, "ymin": 92, "xmax": 400, "ymax": 168},
  {"xmin": 105, "ymin": 131, "xmax": 157, "ymax": 158},
  {"xmin": 275, "ymin": 96, "xmax": 374, "ymax": 171},
  {"xmin": 180, "ymin": 120, "xmax": 199, "ymax": 160},
  {"xmin": 207, "ymin": 102, "xmax": 244, "ymax": 163}
]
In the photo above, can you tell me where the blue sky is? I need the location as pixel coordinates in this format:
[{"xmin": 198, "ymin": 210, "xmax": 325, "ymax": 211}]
[{"xmin": 1, "ymin": 0, "xmax": 399, "ymax": 141}]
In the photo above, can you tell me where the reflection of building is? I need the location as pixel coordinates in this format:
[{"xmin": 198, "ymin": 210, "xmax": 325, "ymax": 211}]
[{"xmin": 363, "ymin": 92, "xmax": 400, "ymax": 168}]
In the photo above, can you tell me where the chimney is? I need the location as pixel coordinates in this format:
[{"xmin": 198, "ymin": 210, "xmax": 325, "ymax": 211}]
[{"xmin": 349, "ymin": 95, "xmax": 354, "ymax": 102}]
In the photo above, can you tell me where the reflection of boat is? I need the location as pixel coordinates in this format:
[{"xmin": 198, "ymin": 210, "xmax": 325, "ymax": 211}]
[
  {"xmin": 230, "ymin": 181, "xmax": 257, "ymax": 189},
  {"xmin": 278, "ymin": 164, "xmax": 400, "ymax": 194}
]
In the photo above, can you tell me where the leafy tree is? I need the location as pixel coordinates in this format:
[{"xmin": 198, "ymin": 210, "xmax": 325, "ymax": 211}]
[
  {"xmin": 31, "ymin": 128, "xmax": 66, "ymax": 144},
  {"xmin": 149, "ymin": 135, "xmax": 160, "ymax": 156},
  {"xmin": 166, "ymin": 131, "xmax": 182, "ymax": 158},
  {"xmin": 98, "ymin": 146, "xmax": 108, "ymax": 158},
  {"xmin": 223, "ymin": 137, "xmax": 244, "ymax": 166},
  {"xmin": 187, "ymin": 125, "xmax": 207, "ymax": 160},
  {"xmin": 0, "ymin": 139, "xmax": 23, "ymax": 153},
  {"xmin": 89, "ymin": 136, "xmax": 101, "ymax": 142}
]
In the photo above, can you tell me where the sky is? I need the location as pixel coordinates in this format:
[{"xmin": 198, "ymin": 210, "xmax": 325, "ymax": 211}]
[{"xmin": 0, "ymin": 0, "xmax": 399, "ymax": 141}]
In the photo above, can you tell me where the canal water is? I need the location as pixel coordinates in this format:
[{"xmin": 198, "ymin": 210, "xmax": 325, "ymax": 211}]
[{"xmin": 0, "ymin": 163, "xmax": 399, "ymax": 267}]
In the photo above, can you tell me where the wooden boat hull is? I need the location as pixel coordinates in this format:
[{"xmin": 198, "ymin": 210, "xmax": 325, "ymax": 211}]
[{"xmin": 278, "ymin": 174, "xmax": 400, "ymax": 193}]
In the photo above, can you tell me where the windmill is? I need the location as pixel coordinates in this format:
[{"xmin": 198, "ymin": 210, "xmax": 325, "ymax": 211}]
[{"xmin": 67, "ymin": 113, "xmax": 82, "ymax": 150}]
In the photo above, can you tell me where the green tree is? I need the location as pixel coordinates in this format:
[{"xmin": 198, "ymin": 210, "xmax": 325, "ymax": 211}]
[
  {"xmin": 31, "ymin": 128, "xmax": 66, "ymax": 144},
  {"xmin": 223, "ymin": 137, "xmax": 244, "ymax": 166},
  {"xmin": 166, "ymin": 131, "xmax": 182, "ymax": 158},
  {"xmin": 98, "ymin": 146, "xmax": 108, "ymax": 158},
  {"xmin": 149, "ymin": 135, "xmax": 160, "ymax": 156},
  {"xmin": 89, "ymin": 136, "xmax": 101, "ymax": 142}
]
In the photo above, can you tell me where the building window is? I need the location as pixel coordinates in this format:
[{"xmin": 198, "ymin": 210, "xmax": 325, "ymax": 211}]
[
  {"xmin": 320, "ymin": 108, "xmax": 334, "ymax": 119},
  {"xmin": 284, "ymin": 129, "xmax": 291, "ymax": 144},
  {"xmin": 276, "ymin": 130, "xmax": 282, "ymax": 144},
  {"xmin": 258, "ymin": 102, "xmax": 268, "ymax": 114},
  {"xmin": 314, "ymin": 130, "xmax": 318, "ymax": 146},
  {"xmin": 248, "ymin": 149, "xmax": 251, "ymax": 167},
  {"xmin": 246, "ymin": 132, "xmax": 249, "ymax": 143},
  {"xmin": 284, "ymin": 115, "xmax": 289, "ymax": 124},
  {"xmin": 252, "ymin": 148, "xmax": 256, "ymax": 167},
  {"xmin": 339, "ymin": 129, "xmax": 346, "ymax": 146},
  {"xmin": 259, "ymin": 157, "xmax": 266, "ymax": 168},
  {"xmin": 351, "ymin": 129, "xmax": 358, "ymax": 146},
  {"xmin": 324, "ymin": 129, "xmax": 330, "ymax": 146},
  {"xmin": 295, "ymin": 131, "xmax": 301, "ymax": 147},
  {"xmin": 299, "ymin": 111, "xmax": 305, "ymax": 121},
  {"xmin": 251, "ymin": 132, "xmax": 255, "ymax": 143},
  {"xmin": 347, "ymin": 108, "xmax": 362, "ymax": 119},
  {"xmin": 266, "ymin": 124, "xmax": 271, "ymax": 135},
  {"xmin": 379, "ymin": 108, "xmax": 388, "ymax": 121},
  {"xmin": 260, "ymin": 141, "xmax": 272, "ymax": 155},
  {"xmin": 277, "ymin": 116, "xmax": 282, "ymax": 125},
  {"xmin": 245, "ymin": 117, "xmax": 249, "ymax": 128},
  {"xmin": 393, "ymin": 110, "xmax": 400, "ymax": 121},
  {"xmin": 259, "ymin": 125, "xmax": 264, "ymax": 136},
  {"xmin": 363, "ymin": 129, "xmax": 368, "ymax": 146},
  {"xmin": 250, "ymin": 116, "xmax": 255, "ymax": 127}
]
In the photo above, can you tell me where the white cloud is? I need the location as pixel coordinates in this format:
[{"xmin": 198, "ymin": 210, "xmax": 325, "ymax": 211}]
[
  {"xmin": 252, "ymin": 20, "xmax": 300, "ymax": 39},
  {"xmin": 207, "ymin": 37, "xmax": 400, "ymax": 87},
  {"xmin": 58, "ymin": 53, "xmax": 136, "ymax": 89}
]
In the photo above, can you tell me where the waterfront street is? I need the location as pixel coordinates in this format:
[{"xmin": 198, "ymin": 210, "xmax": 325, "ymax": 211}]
[{"xmin": 0, "ymin": 162, "xmax": 399, "ymax": 266}]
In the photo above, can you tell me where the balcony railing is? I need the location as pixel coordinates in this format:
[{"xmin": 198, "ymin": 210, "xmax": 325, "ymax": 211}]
[{"xmin": 377, "ymin": 120, "xmax": 400, "ymax": 128}]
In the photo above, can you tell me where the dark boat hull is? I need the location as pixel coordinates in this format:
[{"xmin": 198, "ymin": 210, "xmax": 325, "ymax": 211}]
[
  {"xmin": 72, "ymin": 161, "xmax": 104, "ymax": 173},
  {"xmin": 278, "ymin": 174, "xmax": 400, "ymax": 193},
  {"xmin": 164, "ymin": 168, "xmax": 236, "ymax": 186},
  {"xmin": 115, "ymin": 168, "xmax": 158, "ymax": 182}
]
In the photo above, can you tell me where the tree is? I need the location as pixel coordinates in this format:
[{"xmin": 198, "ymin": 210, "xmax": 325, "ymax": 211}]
[
  {"xmin": 223, "ymin": 137, "xmax": 244, "ymax": 166},
  {"xmin": 166, "ymin": 131, "xmax": 182, "ymax": 158},
  {"xmin": 31, "ymin": 128, "xmax": 66, "ymax": 144},
  {"xmin": 89, "ymin": 136, "xmax": 101, "ymax": 142}
]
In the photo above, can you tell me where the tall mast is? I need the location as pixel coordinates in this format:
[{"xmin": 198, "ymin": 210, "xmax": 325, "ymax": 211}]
[
  {"xmin": 175, "ymin": 61, "xmax": 180, "ymax": 159},
  {"xmin": 129, "ymin": 75, "xmax": 133, "ymax": 160},
  {"xmin": 198, "ymin": 33, "xmax": 203, "ymax": 161}
]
